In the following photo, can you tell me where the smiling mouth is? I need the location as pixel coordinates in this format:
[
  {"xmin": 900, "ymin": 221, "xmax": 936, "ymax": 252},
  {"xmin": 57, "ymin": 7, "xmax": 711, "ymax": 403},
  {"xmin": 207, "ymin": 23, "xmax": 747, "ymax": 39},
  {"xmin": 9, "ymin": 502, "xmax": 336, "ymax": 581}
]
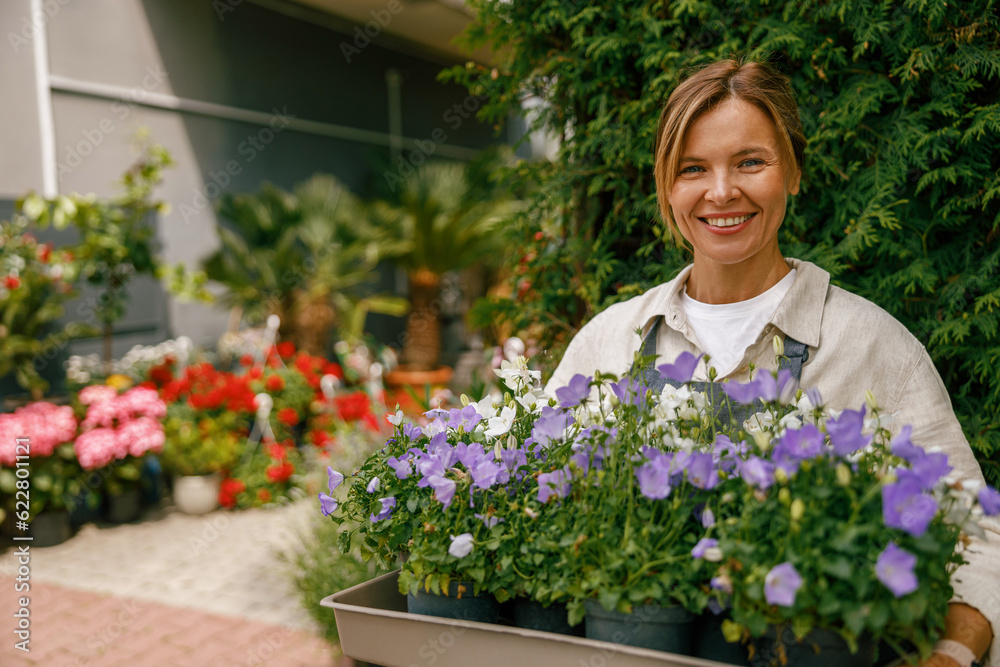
[{"xmin": 699, "ymin": 213, "xmax": 756, "ymax": 228}]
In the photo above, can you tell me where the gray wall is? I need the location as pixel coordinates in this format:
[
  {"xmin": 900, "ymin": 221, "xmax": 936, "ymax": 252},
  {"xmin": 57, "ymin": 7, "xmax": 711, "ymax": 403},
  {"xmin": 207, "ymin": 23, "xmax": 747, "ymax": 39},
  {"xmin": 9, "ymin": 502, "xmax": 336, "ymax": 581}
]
[{"xmin": 0, "ymin": 0, "xmax": 504, "ymax": 396}]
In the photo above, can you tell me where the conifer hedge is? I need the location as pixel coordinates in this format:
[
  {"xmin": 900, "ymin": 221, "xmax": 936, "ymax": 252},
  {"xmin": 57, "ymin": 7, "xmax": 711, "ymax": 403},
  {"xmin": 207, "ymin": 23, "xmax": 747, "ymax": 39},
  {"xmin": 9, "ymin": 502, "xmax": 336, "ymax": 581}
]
[{"xmin": 444, "ymin": 0, "xmax": 1000, "ymax": 483}]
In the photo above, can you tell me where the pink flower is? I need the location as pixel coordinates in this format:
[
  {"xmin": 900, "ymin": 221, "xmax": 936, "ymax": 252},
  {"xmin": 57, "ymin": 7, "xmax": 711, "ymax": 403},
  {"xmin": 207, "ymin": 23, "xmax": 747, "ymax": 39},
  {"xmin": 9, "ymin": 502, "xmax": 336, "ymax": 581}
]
[
  {"xmin": 119, "ymin": 387, "xmax": 167, "ymax": 420},
  {"xmin": 0, "ymin": 403, "xmax": 77, "ymax": 465},
  {"xmin": 79, "ymin": 385, "xmax": 118, "ymax": 406},
  {"xmin": 82, "ymin": 399, "xmax": 123, "ymax": 431},
  {"xmin": 0, "ymin": 414, "xmax": 22, "ymax": 466},
  {"xmin": 74, "ymin": 427, "xmax": 124, "ymax": 470},
  {"xmin": 118, "ymin": 417, "xmax": 165, "ymax": 457}
]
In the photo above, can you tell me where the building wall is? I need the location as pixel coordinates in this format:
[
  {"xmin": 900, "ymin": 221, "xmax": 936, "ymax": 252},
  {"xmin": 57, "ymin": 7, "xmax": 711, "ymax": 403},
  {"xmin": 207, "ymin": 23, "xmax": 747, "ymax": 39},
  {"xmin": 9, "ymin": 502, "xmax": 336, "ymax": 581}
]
[{"xmin": 0, "ymin": 0, "xmax": 504, "ymax": 395}]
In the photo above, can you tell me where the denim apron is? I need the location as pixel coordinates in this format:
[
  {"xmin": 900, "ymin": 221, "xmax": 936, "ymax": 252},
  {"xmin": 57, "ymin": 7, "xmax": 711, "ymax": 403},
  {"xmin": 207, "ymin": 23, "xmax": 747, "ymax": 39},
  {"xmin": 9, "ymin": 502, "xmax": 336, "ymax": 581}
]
[{"xmin": 630, "ymin": 318, "xmax": 809, "ymax": 429}]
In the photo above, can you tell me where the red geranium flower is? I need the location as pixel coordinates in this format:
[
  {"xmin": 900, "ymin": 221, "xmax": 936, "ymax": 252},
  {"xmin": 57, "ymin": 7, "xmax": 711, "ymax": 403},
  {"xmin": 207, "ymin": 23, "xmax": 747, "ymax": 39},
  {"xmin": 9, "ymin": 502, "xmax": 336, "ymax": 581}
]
[
  {"xmin": 4, "ymin": 275, "xmax": 21, "ymax": 290},
  {"xmin": 219, "ymin": 478, "xmax": 246, "ymax": 508},
  {"xmin": 278, "ymin": 407, "xmax": 298, "ymax": 427},
  {"xmin": 309, "ymin": 429, "xmax": 331, "ymax": 447},
  {"xmin": 276, "ymin": 341, "xmax": 296, "ymax": 358},
  {"xmin": 37, "ymin": 243, "xmax": 53, "ymax": 263},
  {"xmin": 266, "ymin": 462, "xmax": 295, "ymax": 483},
  {"xmin": 240, "ymin": 354, "xmax": 255, "ymax": 367},
  {"xmin": 265, "ymin": 375, "xmax": 285, "ymax": 392},
  {"xmin": 257, "ymin": 488, "xmax": 272, "ymax": 503},
  {"xmin": 334, "ymin": 392, "xmax": 372, "ymax": 422},
  {"xmin": 266, "ymin": 442, "xmax": 287, "ymax": 460}
]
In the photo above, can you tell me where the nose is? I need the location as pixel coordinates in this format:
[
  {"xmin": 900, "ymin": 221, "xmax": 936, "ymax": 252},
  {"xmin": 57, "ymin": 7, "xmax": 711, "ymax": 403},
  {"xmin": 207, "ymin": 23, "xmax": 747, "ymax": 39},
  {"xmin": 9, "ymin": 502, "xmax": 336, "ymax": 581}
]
[{"xmin": 705, "ymin": 171, "xmax": 737, "ymax": 204}]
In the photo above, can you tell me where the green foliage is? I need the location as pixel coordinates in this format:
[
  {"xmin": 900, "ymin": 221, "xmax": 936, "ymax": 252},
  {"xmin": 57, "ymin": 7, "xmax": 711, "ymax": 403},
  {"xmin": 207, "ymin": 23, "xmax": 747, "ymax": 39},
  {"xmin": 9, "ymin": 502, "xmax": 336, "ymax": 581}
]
[
  {"xmin": 446, "ymin": 0, "xmax": 1000, "ymax": 485},
  {"xmin": 160, "ymin": 410, "xmax": 243, "ymax": 476},
  {"xmin": 204, "ymin": 174, "xmax": 405, "ymax": 349},
  {"xmin": 369, "ymin": 150, "xmax": 518, "ymax": 277},
  {"xmin": 284, "ymin": 517, "xmax": 386, "ymax": 648},
  {"xmin": 0, "ymin": 217, "xmax": 90, "ymax": 397}
]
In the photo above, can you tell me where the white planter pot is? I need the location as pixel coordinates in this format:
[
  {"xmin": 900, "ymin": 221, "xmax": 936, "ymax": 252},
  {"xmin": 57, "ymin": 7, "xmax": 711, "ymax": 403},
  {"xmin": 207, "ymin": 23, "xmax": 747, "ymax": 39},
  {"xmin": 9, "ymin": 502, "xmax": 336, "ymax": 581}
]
[{"xmin": 173, "ymin": 473, "xmax": 222, "ymax": 515}]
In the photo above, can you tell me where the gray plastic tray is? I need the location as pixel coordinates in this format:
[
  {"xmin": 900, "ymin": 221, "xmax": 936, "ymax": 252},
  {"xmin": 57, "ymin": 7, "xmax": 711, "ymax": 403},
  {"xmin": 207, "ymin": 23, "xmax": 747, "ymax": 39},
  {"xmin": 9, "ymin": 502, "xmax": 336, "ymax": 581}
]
[{"xmin": 321, "ymin": 571, "xmax": 733, "ymax": 667}]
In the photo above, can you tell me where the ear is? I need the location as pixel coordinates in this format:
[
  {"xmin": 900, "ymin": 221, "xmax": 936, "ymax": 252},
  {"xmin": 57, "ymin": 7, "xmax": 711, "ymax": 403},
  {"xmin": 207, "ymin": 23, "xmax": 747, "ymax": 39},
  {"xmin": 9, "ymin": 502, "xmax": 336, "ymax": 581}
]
[{"xmin": 787, "ymin": 166, "xmax": 801, "ymax": 196}]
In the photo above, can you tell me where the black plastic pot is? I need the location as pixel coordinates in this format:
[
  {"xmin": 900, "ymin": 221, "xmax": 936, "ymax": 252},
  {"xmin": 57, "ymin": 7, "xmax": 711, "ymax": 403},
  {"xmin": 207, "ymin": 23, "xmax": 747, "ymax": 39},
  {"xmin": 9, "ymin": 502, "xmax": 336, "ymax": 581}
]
[
  {"xmin": 406, "ymin": 581, "xmax": 499, "ymax": 623},
  {"xmin": 584, "ymin": 599, "xmax": 694, "ymax": 654},
  {"xmin": 104, "ymin": 488, "xmax": 142, "ymax": 523},
  {"xmin": 693, "ymin": 612, "xmax": 749, "ymax": 665},
  {"xmin": 512, "ymin": 598, "xmax": 584, "ymax": 636},
  {"xmin": 30, "ymin": 510, "xmax": 73, "ymax": 548},
  {"xmin": 751, "ymin": 625, "xmax": 873, "ymax": 667}
]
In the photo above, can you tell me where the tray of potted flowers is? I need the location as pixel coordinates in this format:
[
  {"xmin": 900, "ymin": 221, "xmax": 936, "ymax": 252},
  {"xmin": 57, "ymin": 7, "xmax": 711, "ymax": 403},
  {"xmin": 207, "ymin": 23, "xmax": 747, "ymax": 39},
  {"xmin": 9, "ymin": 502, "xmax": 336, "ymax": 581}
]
[{"xmin": 319, "ymin": 347, "xmax": 1000, "ymax": 667}]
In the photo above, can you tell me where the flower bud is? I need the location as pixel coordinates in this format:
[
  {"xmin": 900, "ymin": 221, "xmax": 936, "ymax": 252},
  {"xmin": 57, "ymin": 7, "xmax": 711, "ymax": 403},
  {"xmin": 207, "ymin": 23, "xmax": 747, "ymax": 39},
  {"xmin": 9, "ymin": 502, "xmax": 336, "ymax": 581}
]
[
  {"xmin": 836, "ymin": 463, "xmax": 852, "ymax": 487},
  {"xmin": 865, "ymin": 390, "xmax": 878, "ymax": 411},
  {"xmin": 524, "ymin": 507, "xmax": 538, "ymax": 519},
  {"xmin": 778, "ymin": 488, "xmax": 791, "ymax": 506},
  {"xmin": 753, "ymin": 430, "xmax": 772, "ymax": 452},
  {"xmin": 460, "ymin": 393, "xmax": 470, "ymax": 406},
  {"xmin": 494, "ymin": 440, "xmax": 502, "ymax": 460},
  {"xmin": 774, "ymin": 467, "xmax": 789, "ymax": 484},
  {"xmin": 790, "ymin": 498, "xmax": 805, "ymax": 521},
  {"xmin": 703, "ymin": 547, "xmax": 724, "ymax": 562},
  {"xmin": 507, "ymin": 434, "xmax": 517, "ymax": 449},
  {"xmin": 773, "ymin": 335, "xmax": 784, "ymax": 358}
]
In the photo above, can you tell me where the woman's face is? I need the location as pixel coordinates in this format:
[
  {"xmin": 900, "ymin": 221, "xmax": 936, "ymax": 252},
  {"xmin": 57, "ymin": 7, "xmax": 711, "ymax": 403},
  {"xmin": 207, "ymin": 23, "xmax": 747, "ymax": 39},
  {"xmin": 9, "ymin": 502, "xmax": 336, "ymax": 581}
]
[{"xmin": 668, "ymin": 97, "xmax": 800, "ymax": 272}]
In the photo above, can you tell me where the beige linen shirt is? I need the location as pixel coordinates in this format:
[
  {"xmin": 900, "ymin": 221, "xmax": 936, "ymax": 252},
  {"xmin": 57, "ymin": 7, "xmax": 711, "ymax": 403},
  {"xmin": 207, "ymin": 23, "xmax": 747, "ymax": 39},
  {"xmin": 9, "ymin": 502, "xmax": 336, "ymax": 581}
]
[{"xmin": 547, "ymin": 258, "xmax": 999, "ymax": 664}]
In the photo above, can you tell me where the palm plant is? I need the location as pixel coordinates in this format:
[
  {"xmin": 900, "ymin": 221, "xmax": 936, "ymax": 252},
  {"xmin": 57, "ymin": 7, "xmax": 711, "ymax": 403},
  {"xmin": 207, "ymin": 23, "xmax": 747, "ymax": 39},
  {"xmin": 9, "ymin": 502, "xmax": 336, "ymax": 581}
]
[
  {"xmin": 369, "ymin": 152, "xmax": 515, "ymax": 371},
  {"xmin": 203, "ymin": 175, "xmax": 405, "ymax": 355}
]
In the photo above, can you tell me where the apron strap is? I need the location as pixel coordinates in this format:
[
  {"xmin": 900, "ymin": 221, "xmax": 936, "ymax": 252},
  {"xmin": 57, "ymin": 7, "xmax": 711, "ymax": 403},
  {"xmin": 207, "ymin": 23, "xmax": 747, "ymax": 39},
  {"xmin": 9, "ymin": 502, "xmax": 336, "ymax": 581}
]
[{"xmin": 631, "ymin": 318, "xmax": 809, "ymax": 385}]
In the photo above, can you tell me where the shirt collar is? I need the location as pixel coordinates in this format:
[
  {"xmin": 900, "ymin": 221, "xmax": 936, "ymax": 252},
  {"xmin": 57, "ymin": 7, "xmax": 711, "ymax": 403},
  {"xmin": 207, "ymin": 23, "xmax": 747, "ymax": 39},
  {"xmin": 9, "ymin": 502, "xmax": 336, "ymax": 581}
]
[
  {"xmin": 770, "ymin": 258, "xmax": 828, "ymax": 347},
  {"xmin": 644, "ymin": 258, "xmax": 828, "ymax": 347}
]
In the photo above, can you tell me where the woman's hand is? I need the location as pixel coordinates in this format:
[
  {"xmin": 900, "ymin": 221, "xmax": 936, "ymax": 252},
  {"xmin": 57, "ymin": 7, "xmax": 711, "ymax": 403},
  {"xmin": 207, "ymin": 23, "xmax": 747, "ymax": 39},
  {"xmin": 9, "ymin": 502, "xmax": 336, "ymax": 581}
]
[{"xmin": 919, "ymin": 602, "xmax": 992, "ymax": 667}]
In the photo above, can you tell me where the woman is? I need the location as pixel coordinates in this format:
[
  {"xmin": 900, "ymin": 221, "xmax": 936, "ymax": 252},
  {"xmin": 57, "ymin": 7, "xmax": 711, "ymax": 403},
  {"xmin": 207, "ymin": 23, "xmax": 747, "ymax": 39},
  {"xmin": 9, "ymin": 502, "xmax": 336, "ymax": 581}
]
[{"xmin": 546, "ymin": 59, "xmax": 996, "ymax": 667}]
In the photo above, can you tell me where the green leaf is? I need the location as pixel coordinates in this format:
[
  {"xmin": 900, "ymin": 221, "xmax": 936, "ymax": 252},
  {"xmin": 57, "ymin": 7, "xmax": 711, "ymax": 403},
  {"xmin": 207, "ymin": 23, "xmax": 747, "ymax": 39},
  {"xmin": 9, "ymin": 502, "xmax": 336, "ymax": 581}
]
[{"xmin": 820, "ymin": 557, "xmax": 853, "ymax": 580}]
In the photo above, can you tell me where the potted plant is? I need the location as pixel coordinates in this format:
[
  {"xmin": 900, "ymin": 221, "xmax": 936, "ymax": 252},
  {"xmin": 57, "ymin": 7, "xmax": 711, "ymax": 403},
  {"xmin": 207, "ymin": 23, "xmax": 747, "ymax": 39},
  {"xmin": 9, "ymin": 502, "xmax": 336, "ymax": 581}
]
[
  {"xmin": 74, "ymin": 384, "xmax": 167, "ymax": 522},
  {"xmin": 368, "ymin": 151, "xmax": 516, "ymax": 383},
  {"xmin": 0, "ymin": 402, "xmax": 81, "ymax": 546},
  {"xmin": 219, "ymin": 437, "xmax": 302, "ymax": 509},
  {"xmin": 19, "ymin": 137, "xmax": 209, "ymax": 374},
  {"xmin": 204, "ymin": 174, "xmax": 406, "ymax": 356},
  {"xmin": 0, "ymin": 212, "xmax": 87, "ymax": 401},
  {"xmin": 702, "ymin": 377, "xmax": 996, "ymax": 667},
  {"xmin": 323, "ymin": 361, "xmax": 544, "ymax": 621},
  {"xmin": 160, "ymin": 409, "xmax": 243, "ymax": 514}
]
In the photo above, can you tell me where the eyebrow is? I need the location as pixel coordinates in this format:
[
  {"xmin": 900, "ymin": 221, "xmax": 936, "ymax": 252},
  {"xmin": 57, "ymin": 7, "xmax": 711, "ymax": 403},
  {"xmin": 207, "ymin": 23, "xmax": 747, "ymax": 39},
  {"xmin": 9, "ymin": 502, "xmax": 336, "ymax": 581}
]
[{"xmin": 678, "ymin": 146, "xmax": 774, "ymax": 163}]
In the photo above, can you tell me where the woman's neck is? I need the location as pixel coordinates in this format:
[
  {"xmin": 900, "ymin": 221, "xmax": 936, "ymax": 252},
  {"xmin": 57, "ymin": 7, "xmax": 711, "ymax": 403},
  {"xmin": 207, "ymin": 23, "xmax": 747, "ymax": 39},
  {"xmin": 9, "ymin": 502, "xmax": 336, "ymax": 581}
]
[{"xmin": 685, "ymin": 253, "xmax": 791, "ymax": 304}]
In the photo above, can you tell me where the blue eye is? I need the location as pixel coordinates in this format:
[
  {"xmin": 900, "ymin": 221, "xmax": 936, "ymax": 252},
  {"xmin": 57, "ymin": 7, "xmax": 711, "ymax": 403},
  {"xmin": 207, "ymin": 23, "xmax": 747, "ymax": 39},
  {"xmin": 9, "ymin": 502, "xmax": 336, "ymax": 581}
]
[
  {"xmin": 741, "ymin": 158, "xmax": 764, "ymax": 167},
  {"xmin": 680, "ymin": 165, "xmax": 704, "ymax": 174}
]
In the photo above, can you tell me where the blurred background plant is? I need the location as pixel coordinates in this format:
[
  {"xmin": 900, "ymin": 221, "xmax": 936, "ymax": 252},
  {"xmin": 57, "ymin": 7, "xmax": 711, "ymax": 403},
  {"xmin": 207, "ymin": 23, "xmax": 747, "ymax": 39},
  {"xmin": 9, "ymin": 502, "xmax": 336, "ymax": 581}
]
[
  {"xmin": 12, "ymin": 134, "xmax": 210, "ymax": 391},
  {"xmin": 367, "ymin": 149, "xmax": 519, "ymax": 371},
  {"xmin": 0, "ymin": 213, "xmax": 88, "ymax": 399},
  {"xmin": 203, "ymin": 174, "xmax": 407, "ymax": 356},
  {"xmin": 160, "ymin": 410, "xmax": 243, "ymax": 478}
]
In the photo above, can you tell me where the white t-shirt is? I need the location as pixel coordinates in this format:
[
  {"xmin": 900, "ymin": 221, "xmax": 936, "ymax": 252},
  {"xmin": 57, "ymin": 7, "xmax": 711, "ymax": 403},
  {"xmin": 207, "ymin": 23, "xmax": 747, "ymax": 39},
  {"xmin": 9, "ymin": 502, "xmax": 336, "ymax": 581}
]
[{"xmin": 679, "ymin": 269, "xmax": 797, "ymax": 377}]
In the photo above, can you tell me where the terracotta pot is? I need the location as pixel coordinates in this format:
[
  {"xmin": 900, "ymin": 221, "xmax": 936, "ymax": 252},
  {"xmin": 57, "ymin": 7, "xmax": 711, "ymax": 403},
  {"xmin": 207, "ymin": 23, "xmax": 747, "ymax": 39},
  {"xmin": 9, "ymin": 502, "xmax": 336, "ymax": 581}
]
[
  {"xmin": 384, "ymin": 365, "xmax": 453, "ymax": 414},
  {"xmin": 384, "ymin": 365, "xmax": 454, "ymax": 388}
]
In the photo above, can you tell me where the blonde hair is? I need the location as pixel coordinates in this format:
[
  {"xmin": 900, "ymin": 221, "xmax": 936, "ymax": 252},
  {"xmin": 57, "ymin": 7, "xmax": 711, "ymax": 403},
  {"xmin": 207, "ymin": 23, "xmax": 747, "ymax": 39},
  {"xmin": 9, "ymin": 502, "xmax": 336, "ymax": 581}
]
[{"xmin": 653, "ymin": 58, "xmax": 806, "ymax": 244}]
